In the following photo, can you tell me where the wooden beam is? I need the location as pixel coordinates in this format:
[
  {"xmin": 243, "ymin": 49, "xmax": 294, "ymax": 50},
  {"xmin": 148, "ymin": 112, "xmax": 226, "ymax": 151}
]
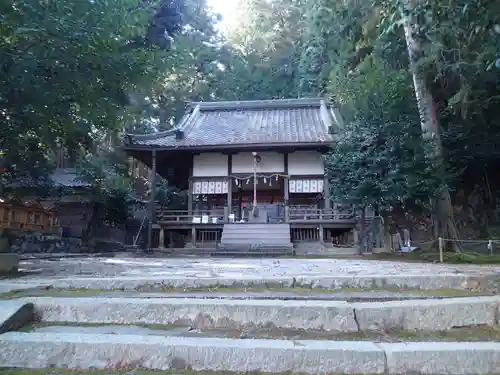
[
  {"xmin": 284, "ymin": 152, "xmax": 289, "ymax": 204},
  {"xmin": 147, "ymin": 148, "xmax": 157, "ymax": 252},
  {"xmin": 227, "ymin": 153, "xmax": 233, "ymax": 218}
]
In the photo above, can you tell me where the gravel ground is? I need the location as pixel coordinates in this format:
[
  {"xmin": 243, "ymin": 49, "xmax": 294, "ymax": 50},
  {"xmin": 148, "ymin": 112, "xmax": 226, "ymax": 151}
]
[{"xmin": 11, "ymin": 255, "xmax": 500, "ymax": 280}]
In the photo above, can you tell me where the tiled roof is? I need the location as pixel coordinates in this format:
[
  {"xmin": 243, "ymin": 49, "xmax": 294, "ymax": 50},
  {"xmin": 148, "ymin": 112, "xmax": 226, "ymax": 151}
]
[
  {"xmin": 50, "ymin": 168, "xmax": 91, "ymax": 188},
  {"xmin": 126, "ymin": 98, "xmax": 340, "ymax": 149}
]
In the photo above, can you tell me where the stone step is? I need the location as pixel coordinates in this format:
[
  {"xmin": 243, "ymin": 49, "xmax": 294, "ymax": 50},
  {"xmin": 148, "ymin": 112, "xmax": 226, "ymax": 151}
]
[
  {"xmin": 224, "ymin": 224, "xmax": 290, "ymax": 229},
  {"xmin": 220, "ymin": 242, "xmax": 293, "ymax": 249},
  {"xmin": 214, "ymin": 247, "xmax": 294, "ymax": 257},
  {"xmin": 27, "ymin": 290, "xmax": 483, "ymax": 302},
  {"xmin": 25, "ymin": 320, "xmax": 500, "ymax": 342},
  {"xmin": 23, "ymin": 295, "xmax": 500, "ymax": 332},
  {"xmin": 9, "ymin": 273, "xmax": 486, "ymax": 291},
  {"xmin": 221, "ymin": 233, "xmax": 291, "ymax": 238},
  {"xmin": 220, "ymin": 237, "xmax": 291, "ymax": 242},
  {"xmin": 0, "ymin": 301, "xmax": 34, "ymax": 334},
  {"xmin": 221, "ymin": 232, "xmax": 290, "ymax": 235},
  {"xmin": 221, "ymin": 229, "xmax": 290, "ymax": 234},
  {"xmin": 1, "ymin": 332, "xmax": 500, "ymax": 374}
]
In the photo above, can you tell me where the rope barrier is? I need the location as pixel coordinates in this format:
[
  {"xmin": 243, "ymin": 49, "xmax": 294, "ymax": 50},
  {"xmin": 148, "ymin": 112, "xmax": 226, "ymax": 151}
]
[
  {"xmin": 401, "ymin": 237, "xmax": 499, "ymax": 263},
  {"xmin": 435, "ymin": 237, "xmax": 497, "ymax": 262},
  {"xmin": 436, "ymin": 238, "xmax": 499, "ymax": 243}
]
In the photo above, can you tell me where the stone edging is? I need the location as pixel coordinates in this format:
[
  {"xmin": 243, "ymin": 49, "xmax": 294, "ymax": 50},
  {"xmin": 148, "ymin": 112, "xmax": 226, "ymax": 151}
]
[
  {"xmin": 9, "ymin": 273, "xmax": 488, "ymax": 290},
  {"xmin": 0, "ymin": 332, "xmax": 499, "ymax": 374},
  {"xmin": 26, "ymin": 295, "xmax": 500, "ymax": 332}
]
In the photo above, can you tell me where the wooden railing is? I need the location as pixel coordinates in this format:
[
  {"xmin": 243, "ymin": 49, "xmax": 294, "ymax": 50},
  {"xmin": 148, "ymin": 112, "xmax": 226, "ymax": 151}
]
[
  {"xmin": 288, "ymin": 205, "xmax": 355, "ymax": 222},
  {"xmin": 156, "ymin": 208, "xmax": 226, "ymax": 223},
  {"xmin": 0, "ymin": 220, "xmax": 61, "ymax": 234}
]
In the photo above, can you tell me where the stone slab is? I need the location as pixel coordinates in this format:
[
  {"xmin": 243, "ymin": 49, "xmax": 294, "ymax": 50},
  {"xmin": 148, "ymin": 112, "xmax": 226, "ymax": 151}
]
[
  {"xmin": 0, "ymin": 300, "xmax": 34, "ymax": 333},
  {"xmin": 10, "ymin": 274, "xmax": 488, "ymax": 292},
  {"xmin": 0, "ymin": 283, "xmax": 43, "ymax": 294},
  {"xmin": 13, "ymin": 276, "xmax": 294, "ymax": 290},
  {"xmin": 96, "ymin": 291, "xmax": 470, "ymax": 301},
  {"xmin": 0, "ymin": 253, "xmax": 20, "ymax": 273},
  {"xmin": 352, "ymin": 296, "xmax": 500, "ymax": 331},
  {"xmin": 296, "ymin": 274, "xmax": 473, "ymax": 290},
  {"xmin": 381, "ymin": 342, "xmax": 500, "ymax": 375},
  {"xmin": 27, "ymin": 297, "xmax": 358, "ymax": 332},
  {"xmin": 0, "ymin": 332, "xmax": 386, "ymax": 374}
]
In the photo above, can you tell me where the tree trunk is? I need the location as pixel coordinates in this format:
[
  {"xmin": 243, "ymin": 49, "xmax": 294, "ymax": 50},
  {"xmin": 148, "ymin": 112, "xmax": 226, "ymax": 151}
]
[
  {"xmin": 401, "ymin": 0, "xmax": 461, "ymax": 251},
  {"xmin": 358, "ymin": 207, "xmax": 366, "ymax": 253}
]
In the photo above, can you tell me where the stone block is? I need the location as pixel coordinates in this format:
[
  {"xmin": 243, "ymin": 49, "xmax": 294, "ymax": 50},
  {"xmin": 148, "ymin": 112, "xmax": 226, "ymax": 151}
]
[
  {"xmin": 0, "ymin": 332, "xmax": 386, "ymax": 374},
  {"xmin": 25, "ymin": 275, "xmax": 295, "ymax": 290},
  {"xmin": 0, "ymin": 283, "xmax": 41, "ymax": 294},
  {"xmin": 0, "ymin": 300, "xmax": 34, "ymax": 333},
  {"xmin": 296, "ymin": 274, "xmax": 471, "ymax": 290},
  {"xmin": 29, "ymin": 297, "xmax": 358, "ymax": 332},
  {"xmin": 381, "ymin": 342, "xmax": 500, "ymax": 375},
  {"xmin": 0, "ymin": 253, "xmax": 20, "ymax": 274},
  {"xmin": 352, "ymin": 296, "xmax": 500, "ymax": 331}
]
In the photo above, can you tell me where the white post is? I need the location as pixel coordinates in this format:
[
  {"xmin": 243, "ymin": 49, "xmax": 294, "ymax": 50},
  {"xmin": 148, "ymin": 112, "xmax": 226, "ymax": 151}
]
[
  {"xmin": 252, "ymin": 151, "xmax": 258, "ymax": 217},
  {"xmin": 488, "ymin": 240, "xmax": 493, "ymax": 256},
  {"xmin": 158, "ymin": 228, "xmax": 165, "ymax": 249},
  {"xmin": 438, "ymin": 237, "xmax": 444, "ymax": 263}
]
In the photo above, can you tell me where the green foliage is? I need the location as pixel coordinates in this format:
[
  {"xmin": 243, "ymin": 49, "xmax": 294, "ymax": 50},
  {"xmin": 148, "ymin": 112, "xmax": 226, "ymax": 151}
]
[
  {"xmin": 2, "ymin": 0, "xmax": 500, "ymax": 234},
  {"xmin": 76, "ymin": 153, "xmax": 135, "ymax": 227},
  {"xmin": 326, "ymin": 114, "xmax": 446, "ymax": 214},
  {"xmin": 0, "ymin": 0, "xmax": 170, "ymax": 185},
  {"xmin": 154, "ymin": 177, "xmax": 185, "ymax": 208},
  {"xmin": 325, "ymin": 57, "xmax": 446, "ymax": 214}
]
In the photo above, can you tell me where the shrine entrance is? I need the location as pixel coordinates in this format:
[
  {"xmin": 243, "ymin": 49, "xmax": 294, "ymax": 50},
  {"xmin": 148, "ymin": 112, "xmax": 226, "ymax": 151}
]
[{"xmin": 232, "ymin": 174, "xmax": 286, "ymax": 223}]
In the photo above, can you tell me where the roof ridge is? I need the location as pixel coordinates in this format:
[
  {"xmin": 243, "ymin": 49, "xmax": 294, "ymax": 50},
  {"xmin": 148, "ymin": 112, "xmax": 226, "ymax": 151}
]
[
  {"xmin": 126, "ymin": 128, "xmax": 176, "ymax": 140},
  {"xmin": 190, "ymin": 97, "xmax": 329, "ymax": 111}
]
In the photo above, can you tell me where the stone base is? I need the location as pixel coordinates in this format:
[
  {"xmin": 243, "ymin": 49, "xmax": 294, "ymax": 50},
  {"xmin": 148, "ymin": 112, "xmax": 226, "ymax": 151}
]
[
  {"xmin": 294, "ymin": 243, "xmax": 358, "ymax": 256},
  {"xmin": 0, "ymin": 333, "xmax": 386, "ymax": 374},
  {"xmin": 372, "ymin": 247, "xmax": 391, "ymax": 254},
  {"xmin": 0, "ymin": 253, "xmax": 20, "ymax": 274},
  {"xmin": 0, "ymin": 301, "xmax": 34, "ymax": 334},
  {"xmin": 1, "ymin": 332, "xmax": 500, "ymax": 374},
  {"xmin": 6, "ymin": 232, "xmax": 89, "ymax": 253}
]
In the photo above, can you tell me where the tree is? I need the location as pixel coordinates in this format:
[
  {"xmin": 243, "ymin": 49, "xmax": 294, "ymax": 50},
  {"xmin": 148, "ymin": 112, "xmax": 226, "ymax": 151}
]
[
  {"xmin": 76, "ymin": 151, "xmax": 137, "ymax": 241},
  {"xmin": 0, "ymin": 0, "xmax": 185, "ymax": 186},
  {"xmin": 325, "ymin": 55, "xmax": 447, "ymax": 246}
]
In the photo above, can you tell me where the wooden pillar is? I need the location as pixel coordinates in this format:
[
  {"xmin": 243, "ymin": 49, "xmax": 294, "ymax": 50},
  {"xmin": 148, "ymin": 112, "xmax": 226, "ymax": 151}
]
[
  {"xmin": 319, "ymin": 224, "xmax": 324, "ymax": 243},
  {"xmin": 188, "ymin": 175, "xmax": 193, "ymax": 217},
  {"xmin": 168, "ymin": 231, "xmax": 174, "ymax": 248},
  {"xmin": 158, "ymin": 228, "xmax": 165, "ymax": 249},
  {"xmin": 227, "ymin": 154, "xmax": 233, "ymax": 220},
  {"xmin": 284, "ymin": 152, "xmax": 289, "ymax": 222},
  {"xmin": 323, "ymin": 176, "xmax": 331, "ymax": 209},
  {"xmin": 147, "ymin": 148, "xmax": 157, "ymax": 252},
  {"xmin": 191, "ymin": 226, "xmax": 196, "ymax": 245}
]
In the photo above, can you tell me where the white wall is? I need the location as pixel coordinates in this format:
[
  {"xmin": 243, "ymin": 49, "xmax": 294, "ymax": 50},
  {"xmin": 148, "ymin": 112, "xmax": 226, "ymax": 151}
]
[
  {"xmin": 192, "ymin": 153, "xmax": 228, "ymax": 177},
  {"xmin": 288, "ymin": 151, "xmax": 324, "ymax": 176},
  {"xmin": 232, "ymin": 152, "xmax": 284, "ymax": 174},
  {"xmin": 192, "ymin": 151, "xmax": 323, "ymax": 177}
]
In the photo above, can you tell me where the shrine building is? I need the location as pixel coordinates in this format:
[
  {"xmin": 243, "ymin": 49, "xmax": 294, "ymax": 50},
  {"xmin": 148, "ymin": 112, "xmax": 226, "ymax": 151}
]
[{"xmin": 124, "ymin": 98, "xmax": 362, "ymax": 255}]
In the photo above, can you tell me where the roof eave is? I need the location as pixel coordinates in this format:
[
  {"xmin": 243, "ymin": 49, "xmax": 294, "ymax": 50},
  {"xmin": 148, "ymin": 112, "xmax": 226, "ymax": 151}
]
[{"xmin": 124, "ymin": 141, "xmax": 334, "ymax": 152}]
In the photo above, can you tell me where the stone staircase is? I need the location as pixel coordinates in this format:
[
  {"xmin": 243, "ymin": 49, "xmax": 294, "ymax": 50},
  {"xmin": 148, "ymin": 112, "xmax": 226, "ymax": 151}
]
[
  {"xmin": 216, "ymin": 223, "xmax": 294, "ymax": 256},
  {"xmin": 1, "ymin": 270, "xmax": 500, "ymax": 374}
]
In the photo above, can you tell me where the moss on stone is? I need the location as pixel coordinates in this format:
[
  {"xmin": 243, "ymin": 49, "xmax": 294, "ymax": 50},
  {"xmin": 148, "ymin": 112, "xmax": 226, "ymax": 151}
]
[{"xmin": 0, "ymin": 284, "xmax": 486, "ymax": 300}]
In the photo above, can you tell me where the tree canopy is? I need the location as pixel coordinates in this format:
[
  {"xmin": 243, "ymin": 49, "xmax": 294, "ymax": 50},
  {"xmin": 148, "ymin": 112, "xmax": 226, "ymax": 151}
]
[{"xmin": 2, "ymin": 0, "xmax": 500, "ymax": 237}]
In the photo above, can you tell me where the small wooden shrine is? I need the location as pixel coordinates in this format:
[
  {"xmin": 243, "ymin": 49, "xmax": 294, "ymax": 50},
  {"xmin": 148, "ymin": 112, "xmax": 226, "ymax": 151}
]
[{"xmin": 0, "ymin": 198, "xmax": 60, "ymax": 234}]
